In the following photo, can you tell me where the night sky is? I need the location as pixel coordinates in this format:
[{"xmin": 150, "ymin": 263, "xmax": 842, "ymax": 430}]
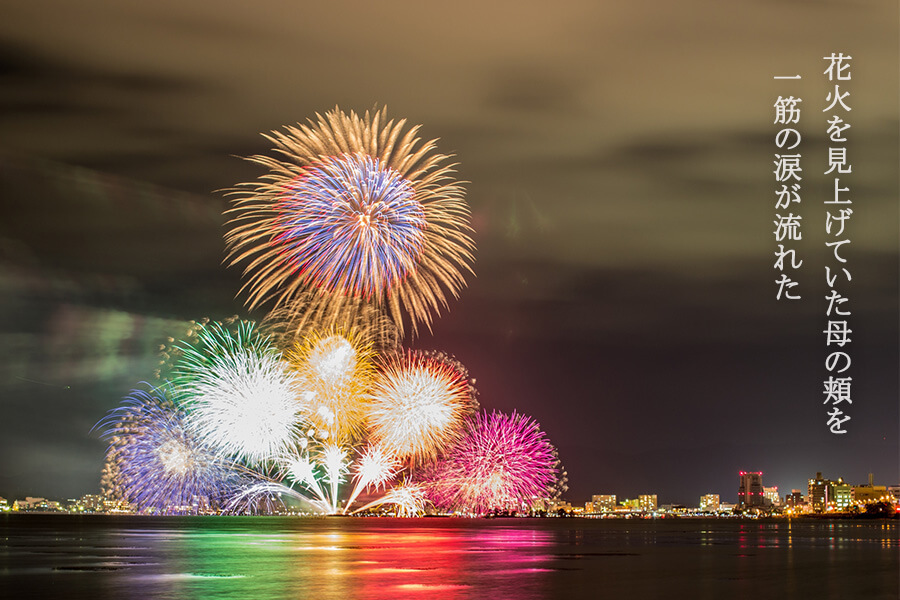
[{"xmin": 1, "ymin": 1, "xmax": 897, "ymax": 506}]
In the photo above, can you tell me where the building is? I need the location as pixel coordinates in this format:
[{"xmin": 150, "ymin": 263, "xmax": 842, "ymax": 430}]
[
  {"xmin": 784, "ymin": 489, "xmax": 804, "ymax": 508},
  {"xmin": 546, "ymin": 499, "xmax": 573, "ymax": 513},
  {"xmin": 592, "ymin": 495, "xmax": 617, "ymax": 513},
  {"xmin": 12, "ymin": 497, "xmax": 52, "ymax": 511},
  {"xmin": 738, "ymin": 472, "xmax": 765, "ymax": 508},
  {"xmin": 853, "ymin": 473, "xmax": 888, "ymax": 504},
  {"xmin": 620, "ymin": 498, "xmax": 640, "ymax": 511},
  {"xmin": 78, "ymin": 494, "xmax": 107, "ymax": 513},
  {"xmin": 888, "ymin": 485, "xmax": 900, "ymax": 502},
  {"xmin": 763, "ymin": 486, "xmax": 780, "ymax": 507},
  {"xmin": 638, "ymin": 494, "xmax": 658, "ymax": 512},
  {"xmin": 700, "ymin": 494, "xmax": 720, "ymax": 512},
  {"xmin": 832, "ymin": 479, "xmax": 852, "ymax": 511},
  {"xmin": 808, "ymin": 472, "xmax": 831, "ymax": 513}
]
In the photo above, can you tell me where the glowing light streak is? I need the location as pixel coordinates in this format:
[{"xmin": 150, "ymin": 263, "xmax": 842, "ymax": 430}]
[
  {"xmin": 343, "ymin": 445, "xmax": 401, "ymax": 513},
  {"xmin": 180, "ymin": 348, "xmax": 306, "ymax": 463},
  {"xmin": 273, "ymin": 153, "xmax": 426, "ymax": 299},
  {"xmin": 351, "ymin": 483, "xmax": 428, "ymax": 517},
  {"xmin": 323, "ymin": 444, "xmax": 349, "ymax": 512}
]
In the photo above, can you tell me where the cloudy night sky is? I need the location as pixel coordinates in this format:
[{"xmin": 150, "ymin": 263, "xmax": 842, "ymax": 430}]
[{"xmin": 0, "ymin": 1, "xmax": 897, "ymax": 505}]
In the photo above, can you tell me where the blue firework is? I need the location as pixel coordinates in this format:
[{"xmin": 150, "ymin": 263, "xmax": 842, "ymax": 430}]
[
  {"xmin": 100, "ymin": 386, "xmax": 239, "ymax": 513},
  {"xmin": 273, "ymin": 152, "xmax": 427, "ymax": 299}
]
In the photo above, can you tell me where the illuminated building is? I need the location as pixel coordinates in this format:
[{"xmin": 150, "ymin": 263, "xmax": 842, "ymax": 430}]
[
  {"xmin": 763, "ymin": 486, "xmax": 780, "ymax": 507},
  {"xmin": 12, "ymin": 497, "xmax": 53, "ymax": 511},
  {"xmin": 592, "ymin": 494, "xmax": 617, "ymax": 513},
  {"xmin": 638, "ymin": 494, "xmax": 657, "ymax": 512},
  {"xmin": 546, "ymin": 499, "xmax": 572, "ymax": 513},
  {"xmin": 700, "ymin": 494, "xmax": 720, "ymax": 512},
  {"xmin": 584, "ymin": 502, "xmax": 594, "ymax": 514},
  {"xmin": 620, "ymin": 498, "xmax": 640, "ymax": 511},
  {"xmin": 832, "ymin": 479, "xmax": 852, "ymax": 511},
  {"xmin": 852, "ymin": 473, "xmax": 888, "ymax": 504},
  {"xmin": 888, "ymin": 485, "xmax": 900, "ymax": 502},
  {"xmin": 808, "ymin": 472, "xmax": 832, "ymax": 513},
  {"xmin": 738, "ymin": 471, "xmax": 765, "ymax": 508},
  {"xmin": 78, "ymin": 494, "xmax": 107, "ymax": 513},
  {"xmin": 784, "ymin": 489, "xmax": 804, "ymax": 508}
]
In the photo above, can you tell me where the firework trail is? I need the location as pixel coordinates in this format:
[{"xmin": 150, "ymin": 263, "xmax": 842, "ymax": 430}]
[
  {"xmin": 343, "ymin": 445, "xmax": 401, "ymax": 513},
  {"xmin": 262, "ymin": 298, "xmax": 401, "ymax": 355},
  {"xmin": 351, "ymin": 482, "xmax": 429, "ymax": 517},
  {"xmin": 225, "ymin": 480, "xmax": 329, "ymax": 515},
  {"xmin": 368, "ymin": 351, "xmax": 476, "ymax": 466},
  {"xmin": 99, "ymin": 386, "xmax": 238, "ymax": 513},
  {"xmin": 277, "ymin": 450, "xmax": 329, "ymax": 505},
  {"xmin": 425, "ymin": 411, "xmax": 559, "ymax": 514},
  {"xmin": 173, "ymin": 322, "xmax": 308, "ymax": 463},
  {"xmin": 225, "ymin": 106, "xmax": 475, "ymax": 337}
]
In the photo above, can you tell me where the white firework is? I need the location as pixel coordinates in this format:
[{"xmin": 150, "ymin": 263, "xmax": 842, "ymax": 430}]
[{"xmin": 182, "ymin": 348, "xmax": 307, "ymax": 463}]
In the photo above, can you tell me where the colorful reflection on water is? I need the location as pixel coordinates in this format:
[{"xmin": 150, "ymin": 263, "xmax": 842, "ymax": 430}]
[{"xmin": 2, "ymin": 516, "xmax": 898, "ymax": 600}]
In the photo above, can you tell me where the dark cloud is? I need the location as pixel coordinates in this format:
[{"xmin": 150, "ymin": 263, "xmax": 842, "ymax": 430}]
[
  {"xmin": 0, "ymin": 38, "xmax": 212, "ymax": 103},
  {"xmin": 482, "ymin": 64, "xmax": 588, "ymax": 115}
]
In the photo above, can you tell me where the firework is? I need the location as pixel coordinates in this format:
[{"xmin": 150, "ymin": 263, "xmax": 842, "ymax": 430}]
[
  {"xmin": 174, "ymin": 322, "xmax": 307, "ymax": 463},
  {"xmin": 284, "ymin": 330, "xmax": 375, "ymax": 443},
  {"xmin": 367, "ymin": 351, "xmax": 476, "ymax": 465},
  {"xmin": 274, "ymin": 152, "xmax": 426, "ymax": 298},
  {"xmin": 425, "ymin": 411, "xmax": 559, "ymax": 514},
  {"xmin": 99, "ymin": 386, "xmax": 237, "ymax": 513},
  {"xmin": 225, "ymin": 106, "xmax": 475, "ymax": 336},
  {"xmin": 322, "ymin": 443, "xmax": 349, "ymax": 511},
  {"xmin": 351, "ymin": 482, "xmax": 428, "ymax": 517},
  {"xmin": 343, "ymin": 445, "xmax": 401, "ymax": 513},
  {"xmin": 262, "ymin": 298, "xmax": 400, "ymax": 355},
  {"xmin": 225, "ymin": 480, "xmax": 328, "ymax": 515}
]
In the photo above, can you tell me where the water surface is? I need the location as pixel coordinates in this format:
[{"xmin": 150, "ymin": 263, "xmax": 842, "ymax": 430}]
[{"xmin": 2, "ymin": 515, "xmax": 897, "ymax": 599}]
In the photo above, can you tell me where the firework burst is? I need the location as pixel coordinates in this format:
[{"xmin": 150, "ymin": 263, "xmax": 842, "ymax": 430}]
[
  {"xmin": 225, "ymin": 106, "xmax": 475, "ymax": 336},
  {"xmin": 426, "ymin": 411, "xmax": 559, "ymax": 514},
  {"xmin": 99, "ymin": 386, "xmax": 237, "ymax": 513},
  {"xmin": 174, "ymin": 322, "xmax": 307, "ymax": 463},
  {"xmin": 274, "ymin": 152, "xmax": 427, "ymax": 298},
  {"xmin": 284, "ymin": 330, "xmax": 375, "ymax": 443},
  {"xmin": 368, "ymin": 351, "xmax": 476, "ymax": 465}
]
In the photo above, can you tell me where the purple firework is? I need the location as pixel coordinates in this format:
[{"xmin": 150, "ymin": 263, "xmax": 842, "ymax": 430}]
[
  {"xmin": 273, "ymin": 152, "xmax": 427, "ymax": 299},
  {"xmin": 99, "ymin": 386, "xmax": 240, "ymax": 514},
  {"xmin": 425, "ymin": 411, "xmax": 559, "ymax": 514}
]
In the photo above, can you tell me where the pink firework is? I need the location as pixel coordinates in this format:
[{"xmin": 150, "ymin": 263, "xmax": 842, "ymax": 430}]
[{"xmin": 426, "ymin": 411, "xmax": 559, "ymax": 514}]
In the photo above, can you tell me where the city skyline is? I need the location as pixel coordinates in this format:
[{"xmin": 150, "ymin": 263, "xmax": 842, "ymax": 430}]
[{"xmin": 3, "ymin": 465, "xmax": 896, "ymax": 511}]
